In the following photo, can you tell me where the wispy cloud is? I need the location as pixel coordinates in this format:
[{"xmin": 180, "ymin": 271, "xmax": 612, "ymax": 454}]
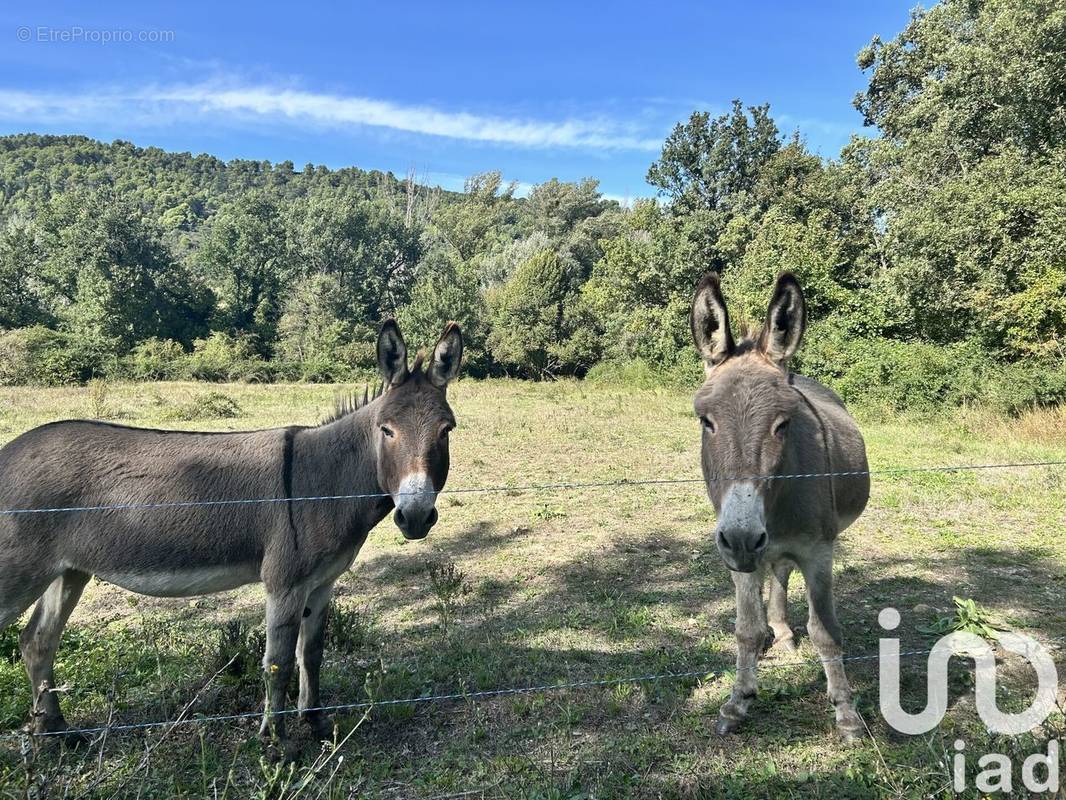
[{"xmin": 0, "ymin": 83, "xmax": 662, "ymax": 151}]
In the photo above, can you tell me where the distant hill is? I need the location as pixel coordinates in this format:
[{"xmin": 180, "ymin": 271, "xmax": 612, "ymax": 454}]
[{"xmin": 0, "ymin": 133, "xmax": 442, "ymax": 233}]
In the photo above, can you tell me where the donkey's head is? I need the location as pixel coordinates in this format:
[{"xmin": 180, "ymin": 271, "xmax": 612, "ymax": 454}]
[
  {"xmin": 373, "ymin": 320, "xmax": 463, "ymax": 540},
  {"xmin": 690, "ymin": 272, "xmax": 806, "ymax": 573}
]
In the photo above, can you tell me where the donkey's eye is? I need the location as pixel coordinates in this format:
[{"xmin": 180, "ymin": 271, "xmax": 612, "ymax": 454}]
[
  {"xmin": 700, "ymin": 417, "xmax": 716, "ymax": 434},
  {"xmin": 380, "ymin": 425, "xmax": 395, "ymax": 438},
  {"xmin": 772, "ymin": 418, "xmax": 790, "ymax": 437},
  {"xmin": 439, "ymin": 423, "xmax": 454, "ymax": 439}
]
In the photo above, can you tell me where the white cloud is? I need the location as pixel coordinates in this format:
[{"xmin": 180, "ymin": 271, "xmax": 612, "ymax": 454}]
[{"xmin": 0, "ymin": 83, "xmax": 662, "ymax": 151}]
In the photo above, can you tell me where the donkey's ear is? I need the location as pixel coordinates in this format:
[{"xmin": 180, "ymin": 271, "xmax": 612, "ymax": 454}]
[
  {"xmin": 691, "ymin": 272, "xmax": 735, "ymax": 371},
  {"xmin": 428, "ymin": 322, "xmax": 463, "ymax": 389},
  {"xmin": 758, "ymin": 272, "xmax": 806, "ymax": 369},
  {"xmin": 377, "ymin": 319, "xmax": 409, "ymax": 386}
]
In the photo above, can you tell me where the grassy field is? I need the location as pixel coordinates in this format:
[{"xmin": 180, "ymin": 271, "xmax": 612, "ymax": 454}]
[{"xmin": 1, "ymin": 379, "xmax": 1065, "ymax": 799}]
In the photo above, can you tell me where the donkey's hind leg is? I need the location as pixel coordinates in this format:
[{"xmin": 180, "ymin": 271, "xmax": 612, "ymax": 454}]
[
  {"xmin": 798, "ymin": 547, "xmax": 862, "ymax": 742},
  {"xmin": 19, "ymin": 570, "xmax": 91, "ymax": 735},
  {"xmin": 716, "ymin": 567, "xmax": 767, "ymax": 735},
  {"xmin": 766, "ymin": 560, "xmax": 797, "ymax": 652}
]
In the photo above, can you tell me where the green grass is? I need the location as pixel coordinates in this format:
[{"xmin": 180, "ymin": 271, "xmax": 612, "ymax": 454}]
[{"xmin": 0, "ymin": 379, "xmax": 1064, "ymax": 798}]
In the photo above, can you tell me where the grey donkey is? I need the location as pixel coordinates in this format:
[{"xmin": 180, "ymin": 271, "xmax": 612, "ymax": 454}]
[
  {"xmin": 690, "ymin": 272, "xmax": 870, "ymax": 741},
  {"xmin": 0, "ymin": 320, "xmax": 462, "ymax": 745}
]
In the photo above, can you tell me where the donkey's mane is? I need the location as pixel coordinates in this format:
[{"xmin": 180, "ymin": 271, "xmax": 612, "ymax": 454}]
[
  {"xmin": 319, "ymin": 352, "xmax": 428, "ymax": 425},
  {"xmin": 321, "ymin": 383, "xmax": 384, "ymax": 425}
]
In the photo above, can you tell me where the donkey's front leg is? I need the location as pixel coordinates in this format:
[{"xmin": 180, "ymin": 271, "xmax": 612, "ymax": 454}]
[
  {"xmin": 260, "ymin": 588, "xmax": 306, "ymax": 743},
  {"xmin": 297, "ymin": 582, "xmax": 335, "ymax": 741},
  {"xmin": 799, "ymin": 547, "xmax": 862, "ymax": 742},
  {"xmin": 716, "ymin": 567, "xmax": 766, "ymax": 735}
]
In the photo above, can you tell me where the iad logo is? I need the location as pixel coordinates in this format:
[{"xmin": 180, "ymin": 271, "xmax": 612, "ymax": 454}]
[
  {"xmin": 878, "ymin": 607, "xmax": 1058, "ymax": 735},
  {"xmin": 878, "ymin": 607, "xmax": 1061, "ymax": 793}
]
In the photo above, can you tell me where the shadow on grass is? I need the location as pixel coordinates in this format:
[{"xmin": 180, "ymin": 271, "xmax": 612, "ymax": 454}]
[{"xmin": 2, "ymin": 518, "xmax": 1065, "ymax": 797}]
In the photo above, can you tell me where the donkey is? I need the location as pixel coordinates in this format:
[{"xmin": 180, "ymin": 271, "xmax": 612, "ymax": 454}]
[
  {"xmin": 690, "ymin": 272, "xmax": 870, "ymax": 741},
  {"xmin": 0, "ymin": 320, "xmax": 462, "ymax": 744}
]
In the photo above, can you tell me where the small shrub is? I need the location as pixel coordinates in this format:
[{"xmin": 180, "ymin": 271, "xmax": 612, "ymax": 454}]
[
  {"xmin": 585, "ymin": 358, "xmax": 671, "ymax": 388},
  {"xmin": 213, "ymin": 618, "xmax": 265, "ymax": 687},
  {"xmin": 161, "ymin": 391, "xmax": 243, "ymax": 421},
  {"xmin": 0, "ymin": 326, "xmax": 106, "ymax": 385},
  {"xmin": 325, "ymin": 600, "xmax": 377, "ymax": 654},
  {"xmin": 87, "ymin": 378, "xmax": 110, "ymax": 419},
  {"xmin": 982, "ymin": 360, "xmax": 1066, "ymax": 416},
  {"xmin": 0, "ymin": 625, "xmax": 19, "ymax": 664},
  {"xmin": 124, "ymin": 337, "xmax": 187, "ymax": 380},
  {"xmin": 427, "ymin": 558, "xmax": 470, "ymax": 637},
  {"xmin": 186, "ymin": 332, "xmax": 268, "ymax": 382}
]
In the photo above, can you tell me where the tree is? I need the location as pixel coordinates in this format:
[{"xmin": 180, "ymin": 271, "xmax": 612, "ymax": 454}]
[
  {"xmin": 397, "ymin": 247, "xmax": 488, "ymax": 372},
  {"xmin": 431, "ymin": 172, "xmax": 517, "ymax": 263},
  {"xmin": 276, "ymin": 273, "xmax": 349, "ymax": 365},
  {"xmin": 487, "ymin": 249, "xmax": 597, "ymax": 378},
  {"xmin": 0, "ymin": 220, "xmax": 47, "ymax": 329},
  {"xmin": 855, "ymin": 0, "xmax": 1066, "ymax": 166},
  {"xmin": 35, "ymin": 191, "xmax": 210, "ymax": 352},
  {"xmin": 647, "ymin": 101, "xmax": 781, "ymax": 216},
  {"xmin": 850, "ymin": 0, "xmax": 1066, "ymax": 358},
  {"xmin": 197, "ymin": 193, "xmax": 290, "ymax": 350},
  {"xmin": 526, "ymin": 178, "xmax": 609, "ymax": 239},
  {"xmin": 287, "ymin": 190, "xmax": 423, "ymax": 325}
]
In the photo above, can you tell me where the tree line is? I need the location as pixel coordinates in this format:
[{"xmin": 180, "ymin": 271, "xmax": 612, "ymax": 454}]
[{"xmin": 1, "ymin": 0, "xmax": 1063, "ymax": 412}]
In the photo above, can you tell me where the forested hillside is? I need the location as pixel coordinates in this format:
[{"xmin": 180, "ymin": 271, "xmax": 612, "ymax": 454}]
[{"xmin": 1, "ymin": 0, "xmax": 1063, "ymax": 411}]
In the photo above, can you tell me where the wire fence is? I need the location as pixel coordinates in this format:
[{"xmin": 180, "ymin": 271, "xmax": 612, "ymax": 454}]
[
  {"xmin": 11, "ymin": 637, "xmax": 1063, "ymax": 742},
  {"xmin": 1, "ymin": 457, "xmax": 1064, "ymax": 744},
  {"xmin": 1, "ymin": 459, "xmax": 1063, "ymax": 517}
]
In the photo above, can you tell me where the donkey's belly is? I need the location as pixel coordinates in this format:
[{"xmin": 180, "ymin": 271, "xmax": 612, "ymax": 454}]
[{"xmin": 94, "ymin": 563, "xmax": 260, "ymax": 597}]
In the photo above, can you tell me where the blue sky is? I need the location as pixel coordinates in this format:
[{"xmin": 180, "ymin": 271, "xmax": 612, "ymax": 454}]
[{"xmin": 0, "ymin": 1, "xmax": 918, "ymax": 200}]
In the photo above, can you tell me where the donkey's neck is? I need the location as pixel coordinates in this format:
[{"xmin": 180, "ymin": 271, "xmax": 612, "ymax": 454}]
[{"xmin": 297, "ymin": 402, "xmax": 392, "ymax": 539}]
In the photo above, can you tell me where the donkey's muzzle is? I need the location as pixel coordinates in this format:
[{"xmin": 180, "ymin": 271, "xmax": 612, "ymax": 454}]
[
  {"xmin": 393, "ymin": 473, "xmax": 438, "ymax": 540},
  {"xmin": 394, "ymin": 506, "xmax": 438, "ymax": 540},
  {"xmin": 716, "ymin": 527, "xmax": 768, "ymax": 573}
]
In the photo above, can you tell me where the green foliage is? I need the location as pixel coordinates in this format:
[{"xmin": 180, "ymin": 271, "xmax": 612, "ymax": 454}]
[
  {"xmin": 186, "ymin": 332, "xmax": 268, "ymax": 382},
  {"xmin": 0, "ymin": 325, "xmax": 105, "ymax": 385},
  {"xmin": 197, "ymin": 193, "xmax": 290, "ymax": 349},
  {"xmin": 0, "ymin": 7, "xmax": 1063, "ymax": 416},
  {"xmin": 124, "ymin": 337, "xmax": 187, "ymax": 381},
  {"xmin": 487, "ymin": 249, "xmax": 598, "ymax": 378},
  {"xmin": 160, "ymin": 391, "xmax": 244, "ymax": 421},
  {"xmin": 275, "ymin": 273, "xmax": 355, "ymax": 382},
  {"xmin": 36, "ymin": 191, "xmax": 211, "ymax": 351},
  {"xmin": 797, "ymin": 325, "xmax": 1066, "ymax": 414},
  {"xmin": 920, "ymin": 597, "xmax": 1003, "ymax": 639},
  {"xmin": 397, "ymin": 249, "xmax": 489, "ymax": 373}
]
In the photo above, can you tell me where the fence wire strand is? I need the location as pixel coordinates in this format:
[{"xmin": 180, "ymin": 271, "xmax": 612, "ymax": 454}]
[
  {"xmin": 1, "ymin": 459, "xmax": 1063, "ymax": 517},
  {"xmin": 1, "ymin": 457, "xmax": 1063, "ymax": 744},
  {"xmin": 10, "ymin": 641, "xmax": 1046, "ymax": 741}
]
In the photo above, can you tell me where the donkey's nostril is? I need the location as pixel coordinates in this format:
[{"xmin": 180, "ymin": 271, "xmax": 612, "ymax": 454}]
[
  {"xmin": 426, "ymin": 507, "xmax": 439, "ymax": 528},
  {"xmin": 754, "ymin": 531, "xmax": 768, "ymax": 551},
  {"xmin": 716, "ymin": 530, "xmax": 732, "ymax": 550},
  {"xmin": 395, "ymin": 508, "xmax": 406, "ymax": 526}
]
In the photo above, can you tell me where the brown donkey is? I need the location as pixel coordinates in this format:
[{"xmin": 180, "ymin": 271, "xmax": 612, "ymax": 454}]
[
  {"xmin": 690, "ymin": 272, "xmax": 870, "ymax": 741},
  {"xmin": 0, "ymin": 320, "xmax": 462, "ymax": 744}
]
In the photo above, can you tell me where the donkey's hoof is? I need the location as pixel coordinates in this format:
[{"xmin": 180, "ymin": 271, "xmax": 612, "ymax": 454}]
[
  {"xmin": 302, "ymin": 711, "xmax": 335, "ymax": 742},
  {"xmin": 715, "ymin": 715, "xmax": 743, "ymax": 736},
  {"xmin": 260, "ymin": 735, "xmax": 300, "ymax": 764},
  {"xmin": 838, "ymin": 727, "xmax": 863, "ymax": 746},
  {"xmin": 836, "ymin": 713, "xmax": 865, "ymax": 745}
]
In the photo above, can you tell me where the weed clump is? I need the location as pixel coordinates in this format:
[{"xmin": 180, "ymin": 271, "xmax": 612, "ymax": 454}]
[{"xmin": 161, "ymin": 391, "xmax": 243, "ymax": 421}]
